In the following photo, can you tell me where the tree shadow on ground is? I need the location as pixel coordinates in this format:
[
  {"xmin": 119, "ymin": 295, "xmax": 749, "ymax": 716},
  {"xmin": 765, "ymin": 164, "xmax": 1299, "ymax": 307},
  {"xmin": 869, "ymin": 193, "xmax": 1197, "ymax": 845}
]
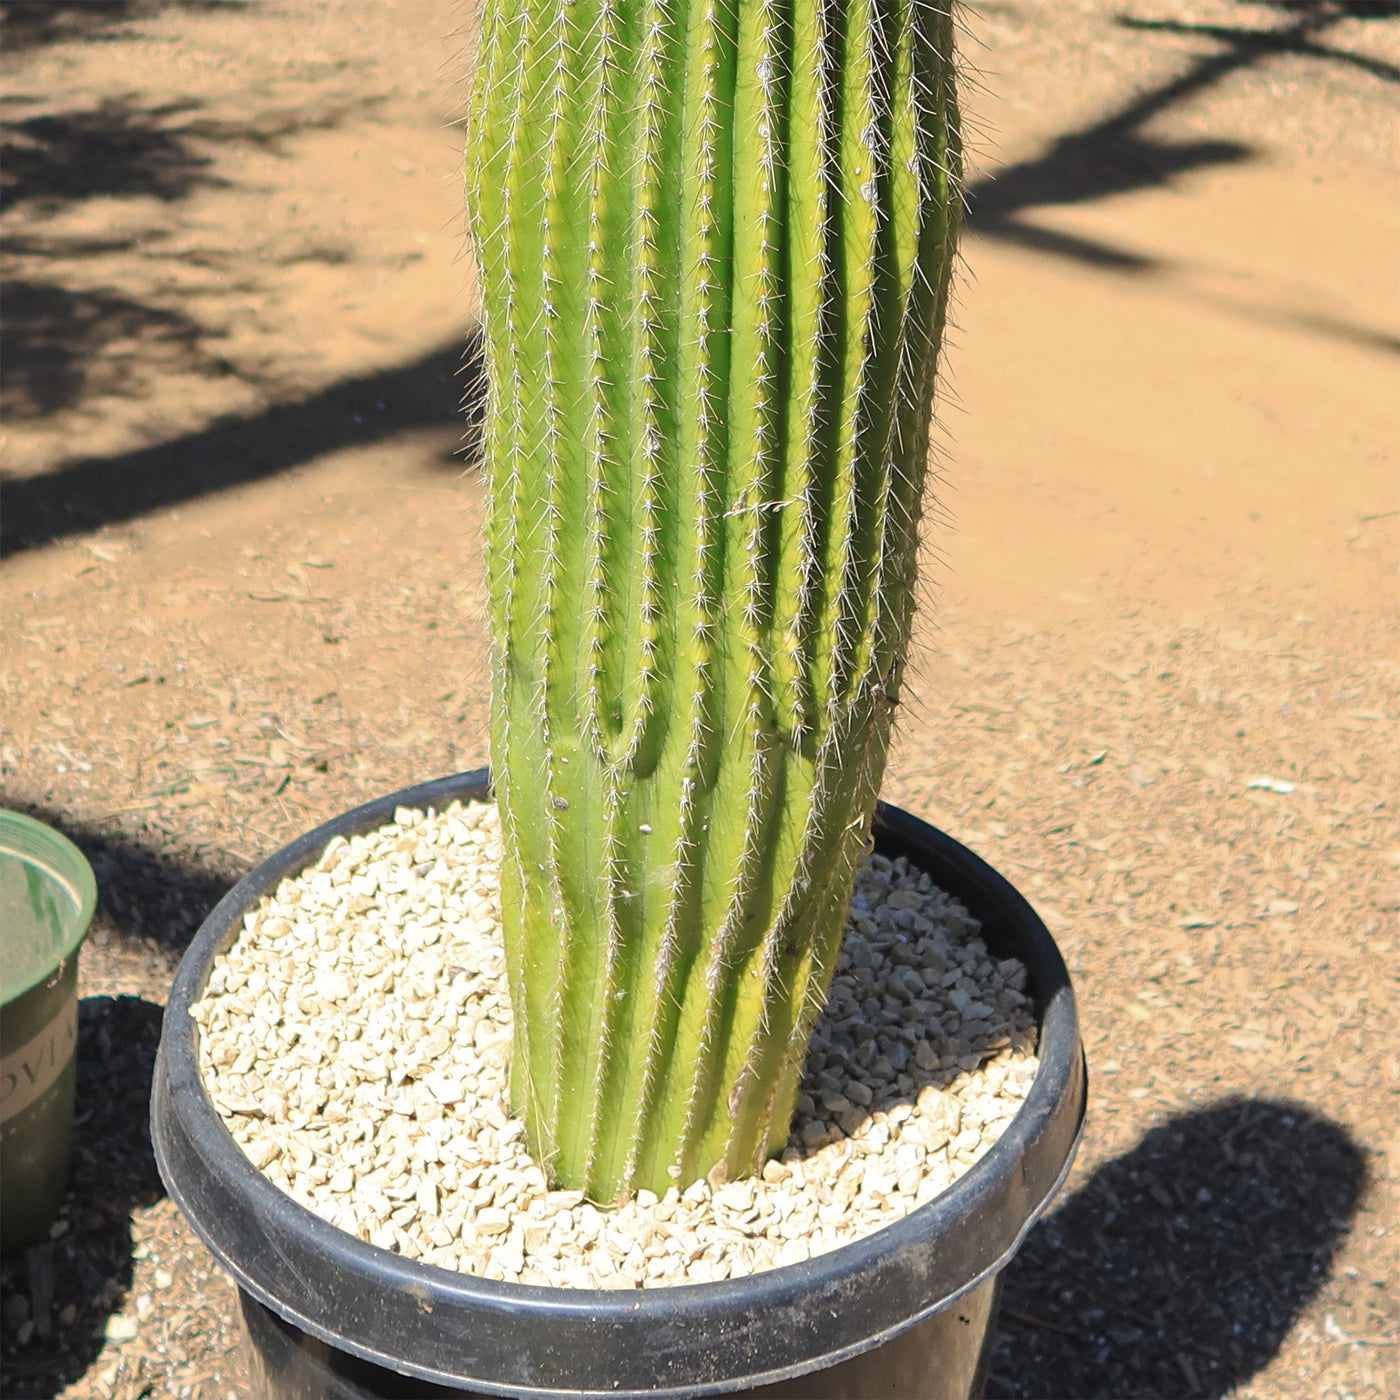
[
  {"xmin": 967, "ymin": 1, "xmax": 1400, "ymax": 271},
  {"xmin": 986, "ymin": 1097, "xmax": 1369, "ymax": 1399},
  {"xmin": 0, "ymin": 334, "xmax": 485, "ymax": 557},
  {"xmin": 2, "ymin": 98, "xmax": 225, "ymax": 213},
  {"xmin": 1225, "ymin": 2, "xmax": 1398, "ymax": 30},
  {"xmin": 1, "ymin": 92, "xmax": 389, "ymax": 217},
  {"xmin": 0, "ymin": 0, "xmax": 246, "ymax": 55},
  {"xmin": 0, "ymin": 85, "xmax": 376, "ymax": 431},
  {"xmin": 1, "ymin": 278, "xmax": 241, "ymax": 421},
  {"xmin": 0, "ymin": 80, "xmax": 397, "ymax": 478},
  {"xmin": 7, "ymin": 2, "xmax": 1395, "ymax": 561}
]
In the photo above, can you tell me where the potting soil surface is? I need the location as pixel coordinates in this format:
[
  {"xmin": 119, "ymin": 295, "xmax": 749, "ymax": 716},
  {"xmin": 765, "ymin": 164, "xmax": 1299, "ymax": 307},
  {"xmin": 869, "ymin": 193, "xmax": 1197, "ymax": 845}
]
[
  {"xmin": 1, "ymin": 2, "xmax": 1396, "ymax": 1398},
  {"xmin": 193, "ymin": 798, "xmax": 1042, "ymax": 1287}
]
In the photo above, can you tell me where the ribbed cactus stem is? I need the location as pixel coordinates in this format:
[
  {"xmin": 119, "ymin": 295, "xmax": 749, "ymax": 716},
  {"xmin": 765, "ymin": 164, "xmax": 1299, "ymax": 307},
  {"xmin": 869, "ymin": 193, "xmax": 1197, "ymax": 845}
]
[{"xmin": 468, "ymin": 0, "xmax": 961, "ymax": 1201}]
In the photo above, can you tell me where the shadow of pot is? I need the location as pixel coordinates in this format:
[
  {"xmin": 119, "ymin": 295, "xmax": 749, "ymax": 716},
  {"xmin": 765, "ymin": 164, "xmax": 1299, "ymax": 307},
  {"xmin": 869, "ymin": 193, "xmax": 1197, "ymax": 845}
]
[{"xmin": 151, "ymin": 771, "xmax": 1086, "ymax": 1398}]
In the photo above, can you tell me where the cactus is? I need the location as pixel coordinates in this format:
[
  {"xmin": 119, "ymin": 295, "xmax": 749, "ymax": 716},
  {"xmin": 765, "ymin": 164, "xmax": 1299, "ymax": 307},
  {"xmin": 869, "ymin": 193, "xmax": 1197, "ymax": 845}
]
[{"xmin": 467, "ymin": 0, "xmax": 961, "ymax": 1201}]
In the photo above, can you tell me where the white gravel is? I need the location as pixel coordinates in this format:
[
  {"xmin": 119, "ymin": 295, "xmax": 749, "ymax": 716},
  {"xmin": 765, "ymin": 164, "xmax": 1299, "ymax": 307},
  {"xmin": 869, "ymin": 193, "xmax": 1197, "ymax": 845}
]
[{"xmin": 192, "ymin": 799, "xmax": 1040, "ymax": 1288}]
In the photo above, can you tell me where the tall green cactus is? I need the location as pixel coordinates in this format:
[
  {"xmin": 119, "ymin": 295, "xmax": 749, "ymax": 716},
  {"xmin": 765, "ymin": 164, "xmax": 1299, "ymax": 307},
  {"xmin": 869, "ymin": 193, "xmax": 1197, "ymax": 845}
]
[{"xmin": 467, "ymin": 0, "xmax": 961, "ymax": 1202}]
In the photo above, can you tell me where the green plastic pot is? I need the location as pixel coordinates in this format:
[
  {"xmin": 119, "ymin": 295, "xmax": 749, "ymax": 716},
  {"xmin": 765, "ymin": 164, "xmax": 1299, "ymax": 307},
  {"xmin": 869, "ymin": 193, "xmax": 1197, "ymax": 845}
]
[{"xmin": 1, "ymin": 809, "xmax": 96, "ymax": 1253}]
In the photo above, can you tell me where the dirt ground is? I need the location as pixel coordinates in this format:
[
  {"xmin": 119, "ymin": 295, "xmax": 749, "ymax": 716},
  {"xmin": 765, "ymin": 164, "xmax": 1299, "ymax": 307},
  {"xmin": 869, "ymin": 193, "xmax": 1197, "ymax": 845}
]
[{"xmin": 1, "ymin": 1, "xmax": 1397, "ymax": 1397}]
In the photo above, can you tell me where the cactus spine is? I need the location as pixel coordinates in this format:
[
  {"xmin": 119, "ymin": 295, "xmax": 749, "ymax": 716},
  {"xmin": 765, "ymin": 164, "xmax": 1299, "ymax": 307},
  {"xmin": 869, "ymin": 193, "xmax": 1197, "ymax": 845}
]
[{"xmin": 468, "ymin": 0, "xmax": 961, "ymax": 1201}]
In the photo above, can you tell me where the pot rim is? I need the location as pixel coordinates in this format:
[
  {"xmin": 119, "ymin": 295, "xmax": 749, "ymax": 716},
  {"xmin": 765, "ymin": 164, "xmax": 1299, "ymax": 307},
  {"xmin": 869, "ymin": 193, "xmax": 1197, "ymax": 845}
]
[{"xmin": 152, "ymin": 769, "xmax": 1086, "ymax": 1397}]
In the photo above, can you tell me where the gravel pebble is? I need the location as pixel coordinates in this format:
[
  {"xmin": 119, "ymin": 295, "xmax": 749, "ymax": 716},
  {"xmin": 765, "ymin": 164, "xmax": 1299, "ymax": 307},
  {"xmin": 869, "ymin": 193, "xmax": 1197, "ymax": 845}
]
[{"xmin": 193, "ymin": 800, "xmax": 1039, "ymax": 1288}]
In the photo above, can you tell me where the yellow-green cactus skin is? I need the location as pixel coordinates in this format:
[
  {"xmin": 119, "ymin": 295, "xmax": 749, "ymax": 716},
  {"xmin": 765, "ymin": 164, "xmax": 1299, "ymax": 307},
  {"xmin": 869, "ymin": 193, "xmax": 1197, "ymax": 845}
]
[{"xmin": 467, "ymin": 0, "xmax": 962, "ymax": 1200}]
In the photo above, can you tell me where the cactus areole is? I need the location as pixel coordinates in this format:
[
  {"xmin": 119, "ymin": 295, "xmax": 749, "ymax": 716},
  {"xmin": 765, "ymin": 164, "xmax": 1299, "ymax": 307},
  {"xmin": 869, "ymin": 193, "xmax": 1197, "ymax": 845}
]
[{"xmin": 467, "ymin": 0, "xmax": 962, "ymax": 1202}]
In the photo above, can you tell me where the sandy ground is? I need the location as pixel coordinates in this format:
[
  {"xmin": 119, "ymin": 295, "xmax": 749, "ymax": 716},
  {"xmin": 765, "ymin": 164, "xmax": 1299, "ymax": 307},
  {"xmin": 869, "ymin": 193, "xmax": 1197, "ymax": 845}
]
[{"xmin": 1, "ymin": 1, "xmax": 1397, "ymax": 1397}]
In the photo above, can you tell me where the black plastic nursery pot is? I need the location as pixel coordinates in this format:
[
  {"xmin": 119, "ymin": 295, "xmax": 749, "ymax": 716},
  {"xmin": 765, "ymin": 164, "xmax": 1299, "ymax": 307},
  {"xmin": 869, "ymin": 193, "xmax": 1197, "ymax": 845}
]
[{"xmin": 152, "ymin": 770, "xmax": 1086, "ymax": 1399}]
